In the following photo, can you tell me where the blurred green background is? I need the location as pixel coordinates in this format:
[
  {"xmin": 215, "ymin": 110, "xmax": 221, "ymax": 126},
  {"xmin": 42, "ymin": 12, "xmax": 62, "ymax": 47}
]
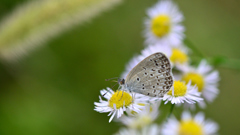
[{"xmin": 0, "ymin": 0, "xmax": 240, "ymax": 134}]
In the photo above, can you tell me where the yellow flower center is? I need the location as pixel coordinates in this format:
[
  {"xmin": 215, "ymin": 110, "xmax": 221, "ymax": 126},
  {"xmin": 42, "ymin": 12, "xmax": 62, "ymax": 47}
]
[
  {"xmin": 167, "ymin": 80, "xmax": 187, "ymax": 97},
  {"xmin": 170, "ymin": 48, "xmax": 188, "ymax": 64},
  {"xmin": 182, "ymin": 73, "xmax": 204, "ymax": 92},
  {"xmin": 151, "ymin": 15, "xmax": 171, "ymax": 37},
  {"xmin": 109, "ymin": 90, "xmax": 132, "ymax": 109},
  {"xmin": 178, "ymin": 120, "xmax": 203, "ymax": 135}
]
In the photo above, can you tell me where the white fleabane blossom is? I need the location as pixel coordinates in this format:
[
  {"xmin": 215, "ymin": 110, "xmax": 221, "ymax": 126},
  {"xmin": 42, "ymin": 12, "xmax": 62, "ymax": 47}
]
[
  {"xmin": 94, "ymin": 87, "xmax": 148, "ymax": 122},
  {"xmin": 115, "ymin": 124, "xmax": 160, "ymax": 135},
  {"xmin": 144, "ymin": 0, "xmax": 184, "ymax": 46},
  {"xmin": 118, "ymin": 101, "xmax": 161, "ymax": 129},
  {"xmin": 163, "ymin": 80, "xmax": 203, "ymax": 104},
  {"xmin": 161, "ymin": 111, "xmax": 219, "ymax": 135},
  {"xmin": 178, "ymin": 60, "xmax": 220, "ymax": 108}
]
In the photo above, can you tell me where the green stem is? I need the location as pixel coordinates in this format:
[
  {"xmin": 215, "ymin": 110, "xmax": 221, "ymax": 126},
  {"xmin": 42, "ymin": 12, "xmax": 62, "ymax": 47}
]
[
  {"xmin": 184, "ymin": 38, "xmax": 205, "ymax": 58},
  {"xmin": 167, "ymin": 104, "xmax": 175, "ymax": 120},
  {"xmin": 184, "ymin": 38, "xmax": 240, "ymax": 70},
  {"xmin": 208, "ymin": 57, "xmax": 240, "ymax": 71}
]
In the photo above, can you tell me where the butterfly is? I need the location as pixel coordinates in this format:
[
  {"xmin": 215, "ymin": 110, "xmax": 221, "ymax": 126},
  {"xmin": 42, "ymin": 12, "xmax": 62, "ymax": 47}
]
[{"xmin": 118, "ymin": 52, "xmax": 173, "ymax": 97}]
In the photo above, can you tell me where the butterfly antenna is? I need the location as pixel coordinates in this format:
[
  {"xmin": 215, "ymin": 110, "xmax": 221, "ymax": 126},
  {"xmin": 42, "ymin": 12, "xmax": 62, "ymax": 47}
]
[
  {"xmin": 105, "ymin": 77, "xmax": 119, "ymax": 81},
  {"xmin": 103, "ymin": 84, "xmax": 113, "ymax": 97},
  {"xmin": 103, "ymin": 78, "xmax": 119, "ymax": 97}
]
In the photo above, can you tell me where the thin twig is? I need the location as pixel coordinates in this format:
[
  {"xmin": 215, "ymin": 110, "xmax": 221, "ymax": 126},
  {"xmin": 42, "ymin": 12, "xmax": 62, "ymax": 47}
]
[{"xmin": 184, "ymin": 38, "xmax": 205, "ymax": 58}]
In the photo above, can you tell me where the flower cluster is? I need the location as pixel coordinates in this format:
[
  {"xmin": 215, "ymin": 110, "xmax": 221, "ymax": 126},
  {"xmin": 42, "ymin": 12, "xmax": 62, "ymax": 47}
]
[{"xmin": 94, "ymin": 0, "xmax": 219, "ymax": 134}]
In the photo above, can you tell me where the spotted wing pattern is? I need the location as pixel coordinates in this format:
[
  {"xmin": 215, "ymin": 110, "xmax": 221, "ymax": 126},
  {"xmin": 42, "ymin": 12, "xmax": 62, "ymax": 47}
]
[{"xmin": 125, "ymin": 52, "xmax": 173, "ymax": 97}]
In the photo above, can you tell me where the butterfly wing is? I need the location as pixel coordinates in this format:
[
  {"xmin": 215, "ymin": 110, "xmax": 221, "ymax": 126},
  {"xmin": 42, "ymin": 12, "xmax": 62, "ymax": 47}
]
[{"xmin": 125, "ymin": 52, "xmax": 173, "ymax": 97}]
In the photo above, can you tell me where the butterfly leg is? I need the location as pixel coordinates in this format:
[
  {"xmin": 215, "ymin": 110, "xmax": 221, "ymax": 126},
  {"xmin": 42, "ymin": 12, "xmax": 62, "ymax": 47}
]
[
  {"xmin": 118, "ymin": 90, "xmax": 124, "ymax": 101},
  {"xmin": 131, "ymin": 92, "xmax": 134, "ymax": 103},
  {"xmin": 103, "ymin": 88, "xmax": 111, "ymax": 97},
  {"xmin": 117, "ymin": 90, "xmax": 120, "ymax": 96},
  {"xmin": 103, "ymin": 91, "xmax": 108, "ymax": 97},
  {"xmin": 131, "ymin": 93, "xmax": 134, "ymax": 109}
]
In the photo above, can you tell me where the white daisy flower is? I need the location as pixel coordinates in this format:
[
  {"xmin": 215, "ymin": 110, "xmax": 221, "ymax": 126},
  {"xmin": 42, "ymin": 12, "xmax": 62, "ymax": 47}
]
[
  {"xmin": 144, "ymin": 0, "xmax": 185, "ymax": 46},
  {"xmin": 115, "ymin": 124, "xmax": 160, "ymax": 135},
  {"xmin": 115, "ymin": 128, "xmax": 138, "ymax": 135},
  {"xmin": 94, "ymin": 87, "xmax": 147, "ymax": 122},
  {"xmin": 121, "ymin": 43, "xmax": 189, "ymax": 79},
  {"xmin": 169, "ymin": 45, "xmax": 189, "ymax": 67},
  {"xmin": 178, "ymin": 60, "xmax": 220, "ymax": 108},
  {"xmin": 118, "ymin": 101, "xmax": 161, "ymax": 129},
  {"xmin": 163, "ymin": 80, "xmax": 203, "ymax": 104},
  {"xmin": 161, "ymin": 111, "xmax": 219, "ymax": 135}
]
